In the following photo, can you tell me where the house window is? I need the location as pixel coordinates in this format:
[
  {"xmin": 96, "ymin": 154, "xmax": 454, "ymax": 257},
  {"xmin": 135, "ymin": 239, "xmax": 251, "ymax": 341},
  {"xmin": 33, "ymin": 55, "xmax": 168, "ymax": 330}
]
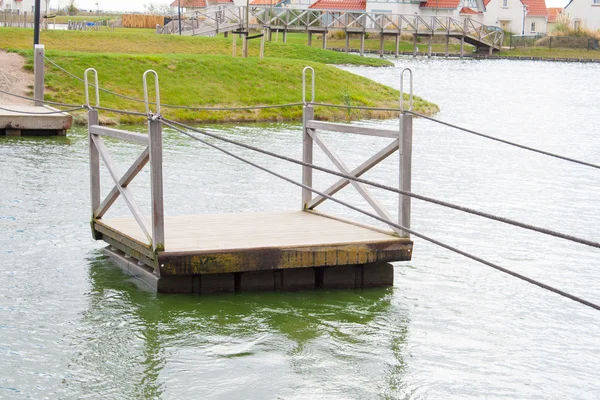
[
  {"xmin": 502, "ymin": 0, "xmax": 508, "ymax": 7},
  {"xmin": 530, "ymin": 22, "xmax": 536, "ymax": 32},
  {"xmin": 593, "ymin": 0, "xmax": 600, "ymax": 5}
]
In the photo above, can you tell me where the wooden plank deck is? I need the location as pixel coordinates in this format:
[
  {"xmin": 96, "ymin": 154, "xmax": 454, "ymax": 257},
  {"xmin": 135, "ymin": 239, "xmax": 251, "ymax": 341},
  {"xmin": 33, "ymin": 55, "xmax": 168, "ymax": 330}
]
[
  {"xmin": 95, "ymin": 210, "xmax": 412, "ymax": 276},
  {"xmin": 0, "ymin": 105, "xmax": 72, "ymax": 136}
]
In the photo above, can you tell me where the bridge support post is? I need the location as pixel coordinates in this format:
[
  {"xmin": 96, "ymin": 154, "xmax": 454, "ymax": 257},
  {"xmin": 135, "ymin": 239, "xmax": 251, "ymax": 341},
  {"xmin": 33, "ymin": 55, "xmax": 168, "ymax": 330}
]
[
  {"xmin": 283, "ymin": 29, "xmax": 287, "ymax": 43},
  {"xmin": 34, "ymin": 44, "xmax": 44, "ymax": 106},
  {"xmin": 399, "ymin": 113, "xmax": 412, "ymax": 238},
  {"xmin": 322, "ymin": 31, "xmax": 327, "ymax": 49},
  {"xmin": 308, "ymin": 31, "xmax": 312, "ymax": 46},
  {"xmin": 302, "ymin": 105, "xmax": 314, "ymax": 209},
  {"xmin": 413, "ymin": 34, "xmax": 418, "ymax": 57},
  {"xmin": 360, "ymin": 32, "xmax": 365, "ymax": 56},
  {"xmin": 445, "ymin": 35, "xmax": 449, "ymax": 57},
  {"xmin": 232, "ymin": 33, "xmax": 237, "ymax": 57},
  {"xmin": 395, "ymin": 34, "xmax": 399, "ymax": 58},
  {"xmin": 224, "ymin": 31, "xmax": 228, "ymax": 38},
  {"xmin": 268, "ymin": 28, "xmax": 272, "ymax": 41},
  {"xmin": 460, "ymin": 35, "xmax": 465, "ymax": 58},
  {"xmin": 379, "ymin": 33, "xmax": 385, "ymax": 57},
  {"xmin": 428, "ymin": 35, "xmax": 432, "ymax": 58},
  {"xmin": 149, "ymin": 118, "xmax": 165, "ymax": 254},
  {"xmin": 345, "ymin": 31, "xmax": 350, "ymax": 53},
  {"xmin": 242, "ymin": 33, "xmax": 248, "ymax": 58},
  {"xmin": 489, "ymin": 45, "xmax": 493, "ymax": 55},
  {"xmin": 260, "ymin": 29, "xmax": 265, "ymax": 59}
]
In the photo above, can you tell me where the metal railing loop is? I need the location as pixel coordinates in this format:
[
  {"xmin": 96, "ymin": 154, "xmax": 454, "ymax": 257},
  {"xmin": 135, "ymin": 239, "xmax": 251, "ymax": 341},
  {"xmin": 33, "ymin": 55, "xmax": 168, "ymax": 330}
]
[
  {"xmin": 143, "ymin": 70, "xmax": 161, "ymax": 116},
  {"xmin": 302, "ymin": 66, "xmax": 315, "ymax": 105},
  {"xmin": 84, "ymin": 68, "xmax": 100, "ymax": 108},
  {"xmin": 400, "ymin": 68, "xmax": 413, "ymax": 112}
]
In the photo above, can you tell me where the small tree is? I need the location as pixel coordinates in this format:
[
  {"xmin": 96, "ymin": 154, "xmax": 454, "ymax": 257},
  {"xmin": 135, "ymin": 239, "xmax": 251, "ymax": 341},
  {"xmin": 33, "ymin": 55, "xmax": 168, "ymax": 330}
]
[{"xmin": 67, "ymin": 0, "xmax": 78, "ymax": 16}]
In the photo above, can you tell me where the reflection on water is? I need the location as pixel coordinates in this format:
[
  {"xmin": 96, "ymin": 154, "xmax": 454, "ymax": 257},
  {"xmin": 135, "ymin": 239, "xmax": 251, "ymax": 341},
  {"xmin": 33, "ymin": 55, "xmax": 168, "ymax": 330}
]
[{"xmin": 57, "ymin": 252, "xmax": 408, "ymax": 399}]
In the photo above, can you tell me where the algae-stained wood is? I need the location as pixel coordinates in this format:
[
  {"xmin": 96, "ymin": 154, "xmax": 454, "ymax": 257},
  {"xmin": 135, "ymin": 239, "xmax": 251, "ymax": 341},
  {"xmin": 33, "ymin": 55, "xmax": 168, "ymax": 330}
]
[{"xmin": 95, "ymin": 211, "xmax": 413, "ymax": 275}]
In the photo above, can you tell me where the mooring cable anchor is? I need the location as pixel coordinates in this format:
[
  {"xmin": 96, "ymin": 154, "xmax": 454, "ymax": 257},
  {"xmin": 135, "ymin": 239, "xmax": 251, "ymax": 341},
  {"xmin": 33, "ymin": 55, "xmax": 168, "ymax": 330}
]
[
  {"xmin": 84, "ymin": 68, "xmax": 100, "ymax": 109},
  {"xmin": 302, "ymin": 66, "xmax": 315, "ymax": 105}
]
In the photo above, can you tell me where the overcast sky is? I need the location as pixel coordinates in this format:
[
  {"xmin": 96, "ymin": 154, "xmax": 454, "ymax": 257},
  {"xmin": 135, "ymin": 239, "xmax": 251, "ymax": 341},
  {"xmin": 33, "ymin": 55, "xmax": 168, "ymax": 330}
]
[{"xmin": 53, "ymin": 0, "xmax": 571, "ymax": 14}]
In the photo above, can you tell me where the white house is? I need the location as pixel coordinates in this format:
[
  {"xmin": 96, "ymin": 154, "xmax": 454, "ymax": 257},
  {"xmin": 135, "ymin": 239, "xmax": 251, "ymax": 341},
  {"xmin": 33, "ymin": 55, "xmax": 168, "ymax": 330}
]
[
  {"xmin": 483, "ymin": 0, "xmax": 547, "ymax": 34},
  {"xmin": 2, "ymin": 0, "xmax": 36, "ymax": 13},
  {"xmin": 564, "ymin": 0, "xmax": 600, "ymax": 30},
  {"xmin": 365, "ymin": 0, "xmax": 485, "ymax": 17}
]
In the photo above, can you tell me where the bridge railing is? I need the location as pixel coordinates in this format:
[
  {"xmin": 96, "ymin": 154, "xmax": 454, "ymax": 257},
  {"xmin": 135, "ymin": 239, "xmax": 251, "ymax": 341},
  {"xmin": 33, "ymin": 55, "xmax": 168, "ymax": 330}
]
[{"xmin": 246, "ymin": 7, "xmax": 501, "ymax": 48}]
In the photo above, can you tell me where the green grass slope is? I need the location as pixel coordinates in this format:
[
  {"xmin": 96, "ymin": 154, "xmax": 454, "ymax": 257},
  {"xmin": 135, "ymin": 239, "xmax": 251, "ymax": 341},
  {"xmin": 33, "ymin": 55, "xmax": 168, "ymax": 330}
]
[{"xmin": 27, "ymin": 51, "xmax": 438, "ymax": 123}]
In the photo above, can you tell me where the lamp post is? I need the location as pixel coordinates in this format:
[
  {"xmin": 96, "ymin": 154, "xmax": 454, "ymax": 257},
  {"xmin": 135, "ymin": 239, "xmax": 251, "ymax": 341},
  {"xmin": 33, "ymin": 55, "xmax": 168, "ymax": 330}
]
[
  {"xmin": 33, "ymin": 0, "xmax": 41, "ymax": 45},
  {"xmin": 178, "ymin": 0, "xmax": 182, "ymax": 35}
]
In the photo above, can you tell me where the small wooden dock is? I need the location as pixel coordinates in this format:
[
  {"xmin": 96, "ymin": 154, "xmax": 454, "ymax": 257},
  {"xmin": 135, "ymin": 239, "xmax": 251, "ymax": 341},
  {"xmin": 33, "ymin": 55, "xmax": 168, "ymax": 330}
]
[
  {"xmin": 0, "ymin": 45, "xmax": 73, "ymax": 137},
  {"xmin": 88, "ymin": 69, "xmax": 414, "ymax": 293},
  {"xmin": 0, "ymin": 104, "xmax": 72, "ymax": 136}
]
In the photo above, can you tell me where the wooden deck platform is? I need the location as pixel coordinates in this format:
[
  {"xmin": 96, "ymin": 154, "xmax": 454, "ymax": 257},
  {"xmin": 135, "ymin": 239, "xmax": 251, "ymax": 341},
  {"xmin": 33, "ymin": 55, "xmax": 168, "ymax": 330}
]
[
  {"xmin": 0, "ymin": 105, "xmax": 72, "ymax": 136},
  {"xmin": 95, "ymin": 211, "xmax": 413, "ymax": 293}
]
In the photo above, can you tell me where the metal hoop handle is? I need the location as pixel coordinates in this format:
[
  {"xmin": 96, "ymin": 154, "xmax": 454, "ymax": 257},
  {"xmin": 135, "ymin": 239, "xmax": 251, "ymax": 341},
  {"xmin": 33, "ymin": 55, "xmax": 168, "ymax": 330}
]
[
  {"xmin": 400, "ymin": 68, "xmax": 413, "ymax": 112},
  {"xmin": 302, "ymin": 66, "xmax": 315, "ymax": 105},
  {"xmin": 143, "ymin": 70, "xmax": 161, "ymax": 116},
  {"xmin": 84, "ymin": 68, "xmax": 99, "ymax": 108}
]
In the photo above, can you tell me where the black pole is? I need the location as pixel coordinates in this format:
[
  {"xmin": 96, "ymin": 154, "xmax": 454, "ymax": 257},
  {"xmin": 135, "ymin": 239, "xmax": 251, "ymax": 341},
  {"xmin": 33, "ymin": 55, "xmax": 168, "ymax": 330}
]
[
  {"xmin": 33, "ymin": 0, "xmax": 41, "ymax": 45},
  {"xmin": 178, "ymin": 0, "xmax": 182, "ymax": 35}
]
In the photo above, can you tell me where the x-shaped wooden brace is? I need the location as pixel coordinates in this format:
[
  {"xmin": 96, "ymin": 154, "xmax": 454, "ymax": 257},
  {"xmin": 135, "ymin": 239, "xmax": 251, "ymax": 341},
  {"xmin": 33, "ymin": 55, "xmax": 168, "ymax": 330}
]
[
  {"xmin": 306, "ymin": 130, "xmax": 403, "ymax": 235},
  {"xmin": 91, "ymin": 135, "xmax": 152, "ymax": 243}
]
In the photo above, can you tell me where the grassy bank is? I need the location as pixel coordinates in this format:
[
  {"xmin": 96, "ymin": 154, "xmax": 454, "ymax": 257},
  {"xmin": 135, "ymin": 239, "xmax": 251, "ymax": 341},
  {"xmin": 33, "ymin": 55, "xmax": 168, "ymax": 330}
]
[
  {"xmin": 497, "ymin": 47, "xmax": 600, "ymax": 60},
  {"xmin": 0, "ymin": 28, "xmax": 392, "ymax": 67},
  {"xmin": 21, "ymin": 51, "xmax": 438, "ymax": 124}
]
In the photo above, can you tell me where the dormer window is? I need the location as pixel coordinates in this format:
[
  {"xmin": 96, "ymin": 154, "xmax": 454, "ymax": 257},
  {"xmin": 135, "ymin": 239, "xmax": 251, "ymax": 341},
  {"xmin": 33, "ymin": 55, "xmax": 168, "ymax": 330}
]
[{"xmin": 502, "ymin": 0, "xmax": 508, "ymax": 6}]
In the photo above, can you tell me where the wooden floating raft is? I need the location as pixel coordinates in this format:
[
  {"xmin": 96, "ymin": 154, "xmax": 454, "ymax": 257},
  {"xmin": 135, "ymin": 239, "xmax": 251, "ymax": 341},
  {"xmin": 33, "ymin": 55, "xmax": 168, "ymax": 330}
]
[
  {"xmin": 0, "ymin": 105, "xmax": 72, "ymax": 136},
  {"xmin": 99, "ymin": 211, "xmax": 413, "ymax": 293},
  {"xmin": 88, "ymin": 68, "xmax": 415, "ymax": 293}
]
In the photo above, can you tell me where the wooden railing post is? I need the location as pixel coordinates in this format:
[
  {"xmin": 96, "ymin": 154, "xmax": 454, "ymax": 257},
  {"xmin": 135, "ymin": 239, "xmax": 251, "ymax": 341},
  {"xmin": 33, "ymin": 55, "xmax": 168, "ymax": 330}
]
[
  {"xmin": 149, "ymin": 118, "xmax": 165, "ymax": 252},
  {"xmin": 302, "ymin": 105, "xmax": 314, "ymax": 209},
  {"xmin": 34, "ymin": 44, "xmax": 44, "ymax": 106},
  {"xmin": 399, "ymin": 114, "xmax": 412, "ymax": 237},
  {"xmin": 88, "ymin": 108, "xmax": 101, "ymax": 238}
]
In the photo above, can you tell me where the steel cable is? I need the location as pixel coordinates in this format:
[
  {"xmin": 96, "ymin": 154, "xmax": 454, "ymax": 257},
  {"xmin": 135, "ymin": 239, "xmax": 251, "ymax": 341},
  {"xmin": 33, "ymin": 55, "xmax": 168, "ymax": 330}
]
[
  {"xmin": 405, "ymin": 109, "xmax": 600, "ymax": 170},
  {"xmin": 0, "ymin": 105, "xmax": 85, "ymax": 114},
  {"xmin": 161, "ymin": 118, "xmax": 600, "ymax": 312},
  {"xmin": 160, "ymin": 117, "xmax": 600, "ymax": 250}
]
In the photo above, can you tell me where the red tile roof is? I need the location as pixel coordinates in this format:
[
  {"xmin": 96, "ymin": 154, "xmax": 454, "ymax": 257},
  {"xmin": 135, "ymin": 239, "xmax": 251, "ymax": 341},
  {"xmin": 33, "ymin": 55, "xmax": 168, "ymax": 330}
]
[
  {"xmin": 459, "ymin": 6, "xmax": 480, "ymax": 14},
  {"xmin": 170, "ymin": 0, "xmax": 206, "ymax": 7},
  {"xmin": 521, "ymin": 0, "xmax": 548, "ymax": 17},
  {"xmin": 170, "ymin": 0, "xmax": 232, "ymax": 7},
  {"xmin": 547, "ymin": 7, "xmax": 562, "ymax": 22},
  {"xmin": 250, "ymin": 0, "xmax": 279, "ymax": 4},
  {"xmin": 483, "ymin": 0, "xmax": 491, "ymax": 5},
  {"xmin": 420, "ymin": 0, "xmax": 460, "ymax": 9},
  {"xmin": 309, "ymin": 0, "xmax": 366, "ymax": 10}
]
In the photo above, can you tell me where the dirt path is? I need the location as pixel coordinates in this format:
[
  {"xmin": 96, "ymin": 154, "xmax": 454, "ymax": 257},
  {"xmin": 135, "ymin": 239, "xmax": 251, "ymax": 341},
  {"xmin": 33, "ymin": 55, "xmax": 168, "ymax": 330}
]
[{"xmin": 0, "ymin": 51, "xmax": 34, "ymax": 105}]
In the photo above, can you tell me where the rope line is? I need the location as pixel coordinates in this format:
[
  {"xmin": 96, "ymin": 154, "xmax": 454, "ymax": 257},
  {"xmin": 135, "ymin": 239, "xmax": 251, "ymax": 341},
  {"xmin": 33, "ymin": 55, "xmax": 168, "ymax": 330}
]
[
  {"xmin": 311, "ymin": 102, "xmax": 403, "ymax": 112},
  {"xmin": 0, "ymin": 87, "xmax": 84, "ymax": 108},
  {"xmin": 0, "ymin": 105, "xmax": 85, "ymax": 115},
  {"xmin": 44, "ymin": 56, "xmax": 303, "ymax": 111},
  {"xmin": 161, "ymin": 118, "xmax": 600, "ymax": 313},
  {"xmin": 406, "ymin": 109, "xmax": 600, "ymax": 171},
  {"xmin": 160, "ymin": 117, "xmax": 600, "ymax": 250}
]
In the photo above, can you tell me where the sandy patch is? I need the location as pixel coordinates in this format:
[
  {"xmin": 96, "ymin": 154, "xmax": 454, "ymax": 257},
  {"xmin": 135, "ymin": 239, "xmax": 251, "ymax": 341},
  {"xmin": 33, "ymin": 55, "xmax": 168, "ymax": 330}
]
[{"xmin": 0, "ymin": 51, "xmax": 34, "ymax": 105}]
